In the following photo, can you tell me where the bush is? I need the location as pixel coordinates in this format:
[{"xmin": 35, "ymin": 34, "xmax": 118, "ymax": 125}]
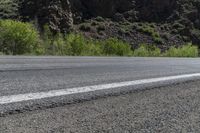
[
  {"xmin": 0, "ymin": 20, "xmax": 198, "ymax": 57},
  {"xmin": 0, "ymin": 0, "xmax": 18, "ymax": 19},
  {"xmin": 136, "ymin": 23, "xmax": 163, "ymax": 44},
  {"xmin": 65, "ymin": 33, "xmax": 102, "ymax": 56},
  {"xmin": 91, "ymin": 21, "xmax": 98, "ymax": 26},
  {"xmin": 0, "ymin": 20, "xmax": 41, "ymax": 55},
  {"xmin": 172, "ymin": 22, "xmax": 185, "ymax": 31},
  {"xmin": 41, "ymin": 25, "xmax": 71, "ymax": 56},
  {"xmin": 154, "ymin": 37, "xmax": 163, "ymax": 44},
  {"xmin": 133, "ymin": 45, "xmax": 149, "ymax": 57},
  {"xmin": 134, "ymin": 44, "xmax": 161, "ymax": 57},
  {"xmin": 41, "ymin": 25, "xmax": 54, "ymax": 55},
  {"xmin": 102, "ymin": 38, "xmax": 133, "ymax": 56},
  {"xmin": 95, "ymin": 16, "xmax": 104, "ymax": 22},
  {"xmin": 164, "ymin": 43, "xmax": 198, "ymax": 57},
  {"xmin": 79, "ymin": 24, "xmax": 91, "ymax": 32},
  {"xmin": 97, "ymin": 25, "xmax": 106, "ymax": 32}
]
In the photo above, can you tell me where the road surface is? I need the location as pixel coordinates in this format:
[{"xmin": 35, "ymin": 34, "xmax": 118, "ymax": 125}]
[
  {"xmin": 1, "ymin": 56, "xmax": 200, "ymax": 132},
  {"xmin": 1, "ymin": 79, "xmax": 200, "ymax": 132},
  {"xmin": 1, "ymin": 56, "xmax": 200, "ymax": 96}
]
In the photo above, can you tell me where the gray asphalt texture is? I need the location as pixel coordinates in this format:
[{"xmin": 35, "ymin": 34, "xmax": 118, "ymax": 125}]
[
  {"xmin": 1, "ymin": 56, "xmax": 200, "ymax": 114},
  {"xmin": 1, "ymin": 56, "xmax": 200, "ymax": 132},
  {"xmin": 1, "ymin": 80, "xmax": 200, "ymax": 133},
  {"xmin": 1, "ymin": 56, "xmax": 200, "ymax": 97}
]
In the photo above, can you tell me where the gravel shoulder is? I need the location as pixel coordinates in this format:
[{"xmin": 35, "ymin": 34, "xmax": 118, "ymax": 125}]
[{"xmin": 1, "ymin": 80, "xmax": 200, "ymax": 133}]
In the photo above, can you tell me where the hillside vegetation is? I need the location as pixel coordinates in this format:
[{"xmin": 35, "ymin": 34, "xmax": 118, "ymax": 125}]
[{"xmin": 0, "ymin": 0, "xmax": 199, "ymax": 56}]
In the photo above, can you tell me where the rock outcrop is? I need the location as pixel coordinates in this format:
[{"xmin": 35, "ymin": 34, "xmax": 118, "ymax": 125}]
[
  {"xmin": 20, "ymin": 0, "xmax": 73, "ymax": 33},
  {"xmin": 19, "ymin": 0, "xmax": 200, "ymax": 45},
  {"xmin": 20, "ymin": 0, "xmax": 200, "ymax": 29}
]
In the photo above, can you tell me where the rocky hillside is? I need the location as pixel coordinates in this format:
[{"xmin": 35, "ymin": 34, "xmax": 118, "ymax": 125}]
[{"xmin": 19, "ymin": 0, "xmax": 200, "ymax": 49}]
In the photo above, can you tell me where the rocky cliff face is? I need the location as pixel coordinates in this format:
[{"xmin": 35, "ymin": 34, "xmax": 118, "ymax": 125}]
[
  {"xmin": 19, "ymin": 0, "xmax": 200, "ymax": 46},
  {"xmin": 20, "ymin": 0, "xmax": 73, "ymax": 33},
  {"xmin": 70, "ymin": 0, "xmax": 134, "ymax": 19},
  {"xmin": 20, "ymin": 0, "xmax": 179, "ymax": 30}
]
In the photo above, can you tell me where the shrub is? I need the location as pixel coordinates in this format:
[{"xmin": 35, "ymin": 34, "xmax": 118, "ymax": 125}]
[
  {"xmin": 162, "ymin": 33, "xmax": 170, "ymax": 40},
  {"xmin": 172, "ymin": 22, "xmax": 185, "ymax": 30},
  {"xmin": 134, "ymin": 44, "xmax": 161, "ymax": 57},
  {"xmin": 95, "ymin": 16, "xmax": 104, "ymax": 22},
  {"xmin": 0, "ymin": 0, "xmax": 19, "ymax": 19},
  {"xmin": 102, "ymin": 38, "xmax": 133, "ymax": 56},
  {"xmin": 91, "ymin": 21, "xmax": 98, "ymax": 26},
  {"xmin": 65, "ymin": 33, "xmax": 102, "ymax": 56},
  {"xmin": 164, "ymin": 43, "xmax": 198, "ymax": 57},
  {"xmin": 79, "ymin": 24, "xmax": 91, "ymax": 32},
  {"xmin": 85, "ymin": 40, "xmax": 103, "ymax": 56},
  {"xmin": 0, "ymin": 20, "xmax": 41, "ymax": 55},
  {"xmin": 66, "ymin": 33, "xmax": 87, "ymax": 56},
  {"xmin": 41, "ymin": 25, "xmax": 72, "ymax": 56},
  {"xmin": 42, "ymin": 26, "xmax": 103, "ymax": 56},
  {"xmin": 154, "ymin": 37, "xmax": 163, "ymax": 44},
  {"xmin": 52, "ymin": 33, "xmax": 69, "ymax": 55},
  {"xmin": 136, "ymin": 23, "xmax": 163, "ymax": 44},
  {"xmin": 42, "ymin": 25, "xmax": 54, "ymax": 55},
  {"xmin": 97, "ymin": 25, "xmax": 106, "ymax": 32},
  {"xmin": 133, "ymin": 45, "xmax": 149, "ymax": 57}
]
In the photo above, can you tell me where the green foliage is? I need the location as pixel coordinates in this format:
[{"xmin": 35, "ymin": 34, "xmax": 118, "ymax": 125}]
[
  {"xmin": 133, "ymin": 43, "xmax": 199, "ymax": 57},
  {"xmin": 133, "ymin": 44, "xmax": 161, "ymax": 57},
  {"xmin": 42, "ymin": 29, "xmax": 133, "ymax": 56},
  {"xmin": 95, "ymin": 16, "xmax": 105, "ymax": 22},
  {"xmin": 79, "ymin": 24, "xmax": 91, "ymax": 32},
  {"xmin": 0, "ymin": 20, "xmax": 199, "ymax": 57},
  {"xmin": 102, "ymin": 38, "xmax": 133, "ymax": 56},
  {"xmin": 42, "ymin": 25, "xmax": 54, "ymax": 55},
  {"xmin": 133, "ymin": 45, "xmax": 149, "ymax": 57},
  {"xmin": 162, "ymin": 32, "xmax": 170, "ymax": 40},
  {"xmin": 65, "ymin": 33, "xmax": 102, "ymax": 56},
  {"xmin": 0, "ymin": 0, "xmax": 19, "ymax": 19},
  {"xmin": 163, "ymin": 43, "xmax": 198, "ymax": 57},
  {"xmin": 97, "ymin": 25, "xmax": 106, "ymax": 32},
  {"xmin": 172, "ymin": 22, "xmax": 185, "ymax": 30},
  {"xmin": 65, "ymin": 35, "xmax": 132, "ymax": 56},
  {"xmin": 135, "ymin": 23, "xmax": 163, "ymax": 44},
  {"xmin": 42, "ymin": 26, "xmax": 103, "ymax": 56},
  {"xmin": 0, "ymin": 20, "xmax": 41, "ymax": 55},
  {"xmin": 91, "ymin": 21, "xmax": 98, "ymax": 26}
]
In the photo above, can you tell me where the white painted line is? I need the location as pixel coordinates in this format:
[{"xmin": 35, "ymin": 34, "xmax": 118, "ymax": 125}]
[{"xmin": 1, "ymin": 73, "xmax": 200, "ymax": 105}]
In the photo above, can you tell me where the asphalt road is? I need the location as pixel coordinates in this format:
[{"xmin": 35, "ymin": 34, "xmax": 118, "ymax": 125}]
[
  {"xmin": 1, "ymin": 79, "xmax": 200, "ymax": 133},
  {"xmin": 1, "ymin": 56, "xmax": 200, "ymax": 132},
  {"xmin": 1, "ymin": 56, "xmax": 200, "ymax": 97}
]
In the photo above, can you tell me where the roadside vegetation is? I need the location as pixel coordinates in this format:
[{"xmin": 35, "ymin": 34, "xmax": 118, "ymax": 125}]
[
  {"xmin": 133, "ymin": 44, "xmax": 161, "ymax": 57},
  {"xmin": 0, "ymin": 20, "xmax": 199, "ymax": 57},
  {"xmin": 163, "ymin": 44, "xmax": 199, "ymax": 57},
  {"xmin": 0, "ymin": 20, "xmax": 41, "ymax": 55}
]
